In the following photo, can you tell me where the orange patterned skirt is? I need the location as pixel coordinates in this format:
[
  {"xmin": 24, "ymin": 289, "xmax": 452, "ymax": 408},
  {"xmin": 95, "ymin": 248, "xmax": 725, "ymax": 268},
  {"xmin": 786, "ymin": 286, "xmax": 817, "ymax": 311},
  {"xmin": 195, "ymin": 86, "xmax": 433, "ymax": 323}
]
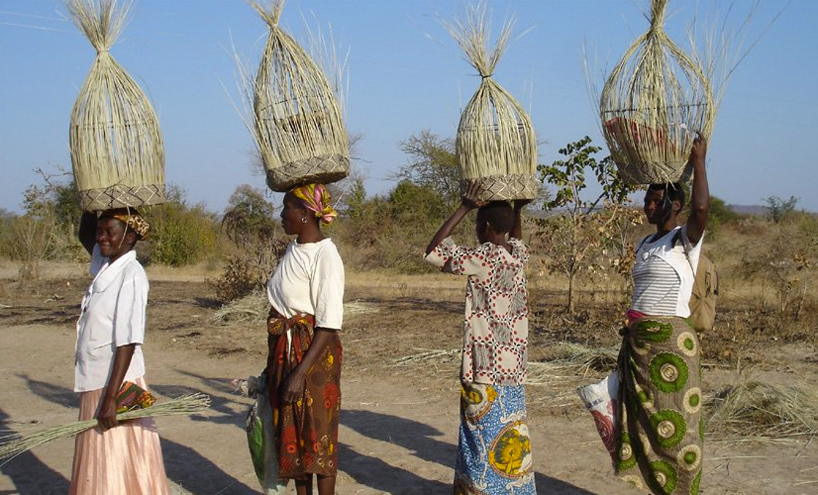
[{"xmin": 266, "ymin": 308, "xmax": 342, "ymax": 478}]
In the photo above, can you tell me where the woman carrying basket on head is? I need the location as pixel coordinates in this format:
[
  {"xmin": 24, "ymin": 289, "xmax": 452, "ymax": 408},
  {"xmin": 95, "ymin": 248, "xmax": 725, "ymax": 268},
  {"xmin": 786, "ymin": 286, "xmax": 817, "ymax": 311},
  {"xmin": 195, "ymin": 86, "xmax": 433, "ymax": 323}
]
[
  {"xmin": 264, "ymin": 183, "xmax": 344, "ymax": 495},
  {"xmin": 71, "ymin": 209, "xmax": 169, "ymax": 495},
  {"xmin": 425, "ymin": 183, "xmax": 536, "ymax": 495},
  {"xmin": 614, "ymin": 136, "xmax": 709, "ymax": 495}
]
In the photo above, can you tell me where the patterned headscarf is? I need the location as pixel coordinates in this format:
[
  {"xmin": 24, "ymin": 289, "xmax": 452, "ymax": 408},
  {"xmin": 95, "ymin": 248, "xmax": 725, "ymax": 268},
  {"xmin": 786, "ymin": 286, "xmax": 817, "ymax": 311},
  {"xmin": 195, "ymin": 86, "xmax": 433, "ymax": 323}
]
[
  {"xmin": 289, "ymin": 183, "xmax": 337, "ymax": 225},
  {"xmin": 102, "ymin": 209, "xmax": 151, "ymax": 239}
]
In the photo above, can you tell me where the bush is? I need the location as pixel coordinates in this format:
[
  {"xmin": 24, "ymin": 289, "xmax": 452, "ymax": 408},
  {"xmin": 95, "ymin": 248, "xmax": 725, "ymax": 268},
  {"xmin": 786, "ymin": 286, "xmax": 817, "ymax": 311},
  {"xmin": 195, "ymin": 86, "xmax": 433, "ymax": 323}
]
[
  {"xmin": 208, "ymin": 185, "xmax": 286, "ymax": 302},
  {"xmin": 144, "ymin": 187, "xmax": 220, "ymax": 267}
]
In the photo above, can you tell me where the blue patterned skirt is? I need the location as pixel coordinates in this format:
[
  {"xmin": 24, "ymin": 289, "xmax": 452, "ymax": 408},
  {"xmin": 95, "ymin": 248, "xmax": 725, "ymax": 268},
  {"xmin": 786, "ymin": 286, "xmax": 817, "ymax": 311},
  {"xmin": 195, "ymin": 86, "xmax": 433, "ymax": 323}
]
[{"xmin": 454, "ymin": 382, "xmax": 536, "ymax": 495}]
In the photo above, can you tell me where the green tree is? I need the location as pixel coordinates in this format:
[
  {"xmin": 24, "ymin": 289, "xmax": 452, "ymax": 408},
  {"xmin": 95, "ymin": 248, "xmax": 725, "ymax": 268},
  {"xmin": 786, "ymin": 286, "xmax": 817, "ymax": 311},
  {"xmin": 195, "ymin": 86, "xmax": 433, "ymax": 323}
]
[
  {"xmin": 394, "ymin": 130, "xmax": 461, "ymax": 208},
  {"xmin": 145, "ymin": 186, "xmax": 219, "ymax": 267},
  {"xmin": 765, "ymin": 195, "xmax": 798, "ymax": 224},
  {"xmin": 535, "ymin": 136, "xmax": 635, "ymax": 313}
]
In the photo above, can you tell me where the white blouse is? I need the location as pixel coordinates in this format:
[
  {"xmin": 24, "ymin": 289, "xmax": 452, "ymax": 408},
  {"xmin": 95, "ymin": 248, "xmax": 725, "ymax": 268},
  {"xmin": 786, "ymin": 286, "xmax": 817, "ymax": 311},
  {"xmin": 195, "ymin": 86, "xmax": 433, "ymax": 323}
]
[
  {"xmin": 630, "ymin": 226, "xmax": 703, "ymax": 318},
  {"xmin": 75, "ymin": 245, "xmax": 147, "ymax": 392},
  {"xmin": 266, "ymin": 238, "xmax": 345, "ymax": 330}
]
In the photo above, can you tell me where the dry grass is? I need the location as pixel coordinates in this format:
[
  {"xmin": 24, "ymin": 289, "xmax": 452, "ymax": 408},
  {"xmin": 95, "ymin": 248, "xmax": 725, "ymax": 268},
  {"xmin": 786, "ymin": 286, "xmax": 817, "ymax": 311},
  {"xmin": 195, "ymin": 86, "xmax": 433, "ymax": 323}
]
[{"xmin": 706, "ymin": 380, "xmax": 818, "ymax": 440}]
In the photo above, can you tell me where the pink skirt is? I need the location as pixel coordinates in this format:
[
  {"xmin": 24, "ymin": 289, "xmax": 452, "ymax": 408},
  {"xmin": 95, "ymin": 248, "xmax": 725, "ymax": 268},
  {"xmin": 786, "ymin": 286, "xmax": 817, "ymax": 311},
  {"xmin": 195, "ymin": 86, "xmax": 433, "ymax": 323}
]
[{"xmin": 69, "ymin": 377, "xmax": 170, "ymax": 495}]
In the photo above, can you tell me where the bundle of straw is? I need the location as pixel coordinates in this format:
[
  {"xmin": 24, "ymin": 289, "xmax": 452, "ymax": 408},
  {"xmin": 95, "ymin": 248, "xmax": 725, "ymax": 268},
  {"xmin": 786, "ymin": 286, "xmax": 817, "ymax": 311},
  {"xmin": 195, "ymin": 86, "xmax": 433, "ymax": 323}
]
[
  {"xmin": 599, "ymin": 0, "xmax": 715, "ymax": 185},
  {"xmin": 250, "ymin": 0, "xmax": 349, "ymax": 192},
  {"xmin": 705, "ymin": 381, "xmax": 818, "ymax": 439},
  {"xmin": 0, "ymin": 393, "xmax": 210, "ymax": 467},
  {"xmin": 67, "ymin": 0, "xmax": 165, "ymax": 211},
  {"xmin": 447, "ymin": 3, "xmax": 538, "ymax": 202}
]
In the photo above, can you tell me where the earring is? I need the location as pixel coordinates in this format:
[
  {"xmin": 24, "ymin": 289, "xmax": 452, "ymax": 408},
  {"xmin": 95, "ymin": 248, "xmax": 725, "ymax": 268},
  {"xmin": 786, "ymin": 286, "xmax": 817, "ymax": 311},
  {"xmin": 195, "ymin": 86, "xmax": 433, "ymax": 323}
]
[{"xmin": 301, "ymin": 217, "xmax": 308, "ymax": 224}]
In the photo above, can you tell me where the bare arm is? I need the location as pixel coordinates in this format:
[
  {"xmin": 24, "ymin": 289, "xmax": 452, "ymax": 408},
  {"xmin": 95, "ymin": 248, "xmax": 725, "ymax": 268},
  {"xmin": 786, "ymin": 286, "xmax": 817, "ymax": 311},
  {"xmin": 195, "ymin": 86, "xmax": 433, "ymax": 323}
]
[
  {"xmin": 425, "ymin": 182, "xmax": 483, "ymax": 255},
  {"xmin": 510, "ymin": 199, "xmax": 532, "ymax": 240},
  {"xmin": 686, "ymin": 135, "xmax": 709, "ymax": 245},
  {"xmin": 79, "ymin": 212, "xmax": 97, "ymax": 256},
  {"xmin": 280, "ymin": 328, "xmax": 337, "ymax": 403},
  {"xmin": 97, "ymin": 344, "xmax": 137, "ymax": 429}
]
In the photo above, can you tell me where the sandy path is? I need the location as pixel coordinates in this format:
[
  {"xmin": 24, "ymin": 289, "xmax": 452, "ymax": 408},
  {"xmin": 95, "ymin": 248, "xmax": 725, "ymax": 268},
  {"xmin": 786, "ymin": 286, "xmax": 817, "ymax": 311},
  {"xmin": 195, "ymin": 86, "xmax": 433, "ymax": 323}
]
[{"xmin": 1, "ymin": 323, "xmax": 815, "ymax": 495}]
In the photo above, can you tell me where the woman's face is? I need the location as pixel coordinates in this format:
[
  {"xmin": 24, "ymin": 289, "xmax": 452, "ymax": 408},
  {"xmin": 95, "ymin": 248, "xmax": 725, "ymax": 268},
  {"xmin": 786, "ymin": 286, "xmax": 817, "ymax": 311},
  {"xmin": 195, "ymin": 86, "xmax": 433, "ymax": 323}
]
[
  {"xmin": 280, "ymin": 193, "xmax": 307, "ymax": 235},
  {"xmin": 644, "ymin": 188, "xmax": 671, "ymax": 225},
  {"xmin": 96, "ymin": 217, "xmax": 133, "ymax": 260}
]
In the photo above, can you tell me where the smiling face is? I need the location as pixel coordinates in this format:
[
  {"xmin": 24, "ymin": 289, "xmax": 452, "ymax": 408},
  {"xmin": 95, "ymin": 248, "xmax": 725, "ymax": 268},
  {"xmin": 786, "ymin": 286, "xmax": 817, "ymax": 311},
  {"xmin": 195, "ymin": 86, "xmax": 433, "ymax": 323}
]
[{"xmin": 95, "ymin": 216, "xmax": 136, "ymax": 261}]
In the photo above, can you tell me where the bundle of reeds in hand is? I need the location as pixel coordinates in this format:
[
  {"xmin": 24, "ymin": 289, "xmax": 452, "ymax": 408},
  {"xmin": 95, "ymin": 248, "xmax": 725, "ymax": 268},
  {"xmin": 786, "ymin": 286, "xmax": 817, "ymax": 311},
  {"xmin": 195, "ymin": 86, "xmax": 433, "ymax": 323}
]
[
  {"xmin": 600, "ymin": 0, "xmax": 715, "ymax": 185},
  {"xmin": 0, "ymin": 393, "xmax": 210, "ymax": 467},
  {"xmin": 67, "ymin": 0, "xmax": 165, "ymax": 211},
  {"xmin": 447, "ymin": 3, "xmax": 538, "ymax": 202},
  {"xmin": 250, "ymin": 0, "xmax": 349, "ymax": 192}
]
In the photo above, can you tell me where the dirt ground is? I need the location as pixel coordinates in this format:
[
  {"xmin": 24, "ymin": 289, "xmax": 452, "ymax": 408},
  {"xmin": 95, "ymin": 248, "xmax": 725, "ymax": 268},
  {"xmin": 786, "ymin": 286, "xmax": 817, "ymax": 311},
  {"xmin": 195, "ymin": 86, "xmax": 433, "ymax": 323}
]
[{"xmin": 0, "ymin": 267, "xmax": 816, "ymax": 495}]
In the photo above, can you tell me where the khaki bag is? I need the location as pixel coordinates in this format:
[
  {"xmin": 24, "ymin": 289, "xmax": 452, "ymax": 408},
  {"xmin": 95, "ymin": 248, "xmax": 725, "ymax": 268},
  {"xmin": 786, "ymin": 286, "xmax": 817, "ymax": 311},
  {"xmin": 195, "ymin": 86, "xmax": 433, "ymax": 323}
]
[{"xmin": 674, "ymin": 230, "xmax": 719, "ymax": 332}]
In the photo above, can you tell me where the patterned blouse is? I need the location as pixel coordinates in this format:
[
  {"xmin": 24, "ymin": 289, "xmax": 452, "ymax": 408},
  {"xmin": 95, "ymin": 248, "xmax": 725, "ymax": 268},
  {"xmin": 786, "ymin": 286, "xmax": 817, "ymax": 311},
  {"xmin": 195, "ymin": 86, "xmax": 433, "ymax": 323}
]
[{"xmin": 425, "ymin": 237, "xmax": 530, "ymax": 385}]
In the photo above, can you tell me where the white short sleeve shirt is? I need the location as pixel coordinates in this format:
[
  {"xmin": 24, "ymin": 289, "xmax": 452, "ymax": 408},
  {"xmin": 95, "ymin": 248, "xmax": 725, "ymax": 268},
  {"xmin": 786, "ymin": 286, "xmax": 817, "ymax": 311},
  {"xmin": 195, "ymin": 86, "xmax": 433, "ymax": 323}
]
[
  {"xmin": 266, "ymin": 238, "xmax": 345, "ymax": 330},
  {"xmin": 74, "ymin": 245, "xmax": 147, "ymax": 392}
]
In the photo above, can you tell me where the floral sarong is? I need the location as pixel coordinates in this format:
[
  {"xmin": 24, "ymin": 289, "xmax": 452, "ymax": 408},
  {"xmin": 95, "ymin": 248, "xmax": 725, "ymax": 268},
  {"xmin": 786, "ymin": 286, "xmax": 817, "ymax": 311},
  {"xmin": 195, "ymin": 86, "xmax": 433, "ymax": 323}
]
[
  {"xmin": 266, "ymin": 308, "xmax": 342, "ymax": 479},
  {"xmin": 454, "ymin": 382, "xmax": 536, "ymax": 495},
  {"xmin": 615, "ymin": 316, "xmax": 703, "ymax": 495}
]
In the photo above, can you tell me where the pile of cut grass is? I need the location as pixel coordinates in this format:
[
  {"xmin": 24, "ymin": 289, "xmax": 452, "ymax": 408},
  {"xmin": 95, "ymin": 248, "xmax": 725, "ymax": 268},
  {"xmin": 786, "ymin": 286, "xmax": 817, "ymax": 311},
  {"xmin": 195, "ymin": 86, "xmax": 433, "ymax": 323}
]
[{"xmin": 706, "ymin": 380, "xmax": 818, "ymax": 440}]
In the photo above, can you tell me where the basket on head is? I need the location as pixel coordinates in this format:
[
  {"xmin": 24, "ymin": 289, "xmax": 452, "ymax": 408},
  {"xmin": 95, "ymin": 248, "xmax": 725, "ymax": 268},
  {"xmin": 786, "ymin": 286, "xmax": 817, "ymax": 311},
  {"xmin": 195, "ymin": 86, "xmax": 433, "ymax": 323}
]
[
  {"xmin": 250, "ymin": 0, "xmax": 349, "ymax": 192},
  {"xmin": 447, "ymin": 3, "xmax": 538, "ymax": 202},
  {"xmin": 600, "ymin": 0, "xmax": 715, "ymax": 185},
  {"xmin": 67, "ymin": 0, "xmax": 165, "ymax": 212}
]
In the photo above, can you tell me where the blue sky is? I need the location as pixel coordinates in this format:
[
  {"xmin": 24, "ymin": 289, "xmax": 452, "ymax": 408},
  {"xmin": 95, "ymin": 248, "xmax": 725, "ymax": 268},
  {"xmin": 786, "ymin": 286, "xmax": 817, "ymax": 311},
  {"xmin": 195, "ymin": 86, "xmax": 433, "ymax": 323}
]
[{"xmin": 1, "ymin": 0, "xmax": 815, "ymax": 214}]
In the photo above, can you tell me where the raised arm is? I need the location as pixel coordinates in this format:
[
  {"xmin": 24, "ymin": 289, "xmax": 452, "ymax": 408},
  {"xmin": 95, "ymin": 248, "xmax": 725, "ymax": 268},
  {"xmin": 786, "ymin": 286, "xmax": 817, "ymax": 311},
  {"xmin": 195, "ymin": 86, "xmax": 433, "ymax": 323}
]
[
  {"xmin": 510, "ymin": 199, "xmax": 532, "ymax": 240},
  {"xmin": 425, "ymin": 182, "xmax": 484, "ymax": 255},
  {"xmin": 79, "ymin": 211, "xmax": 97, "ymax": 256},
  {"xmin": 686, "ymin": 135, "xmax": 709, "ymax": 246}
]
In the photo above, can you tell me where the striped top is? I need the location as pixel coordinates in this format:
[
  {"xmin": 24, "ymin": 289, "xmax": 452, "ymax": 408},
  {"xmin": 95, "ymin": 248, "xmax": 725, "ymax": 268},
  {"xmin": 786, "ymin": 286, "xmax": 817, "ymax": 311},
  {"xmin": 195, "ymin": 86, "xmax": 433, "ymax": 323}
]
[{"xmin": 630, "ymin": 226, "xmax": 703, "ymax": 318}]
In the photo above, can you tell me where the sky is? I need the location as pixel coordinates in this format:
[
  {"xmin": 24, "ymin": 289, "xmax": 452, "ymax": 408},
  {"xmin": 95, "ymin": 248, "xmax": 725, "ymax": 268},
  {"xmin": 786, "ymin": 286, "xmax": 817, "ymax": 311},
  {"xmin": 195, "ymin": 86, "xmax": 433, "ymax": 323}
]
[{"xmin": 1, "ymin": 0, "xmax": 815, "ymax": 215}]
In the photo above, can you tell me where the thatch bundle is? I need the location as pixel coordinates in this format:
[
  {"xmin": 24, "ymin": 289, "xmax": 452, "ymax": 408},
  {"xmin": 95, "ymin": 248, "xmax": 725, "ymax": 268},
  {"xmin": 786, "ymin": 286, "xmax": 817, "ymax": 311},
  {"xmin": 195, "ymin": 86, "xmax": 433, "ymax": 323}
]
[
  {"xmin": 600, "ymin": 0, "xmax": 715, "ymax": 185},
  {"xmin": 67, "ymin": 0, "xmax": 165, "ymax": 211},
  {"xmin": 447, "ymin": 4, "xmax": 538, "ymax": 202},
  {"xmin": 250, "ymin": 0, "xmax": 349, "ymax": 192}
]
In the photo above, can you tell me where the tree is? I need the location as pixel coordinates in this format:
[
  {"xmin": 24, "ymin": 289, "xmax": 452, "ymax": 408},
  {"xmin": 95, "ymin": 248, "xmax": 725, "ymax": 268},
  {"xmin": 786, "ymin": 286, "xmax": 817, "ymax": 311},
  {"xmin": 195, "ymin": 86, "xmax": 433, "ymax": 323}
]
[
  {"xmin": 394, "ymin": 130, "xmax": 461, "ymax": 208},
  {"xmin": 535, "ymin": 136, "xmax": 635, "ymax": 313},
  {"xmin": 765, "ymin": 195, "xmax": 798, "ymax": 224}
]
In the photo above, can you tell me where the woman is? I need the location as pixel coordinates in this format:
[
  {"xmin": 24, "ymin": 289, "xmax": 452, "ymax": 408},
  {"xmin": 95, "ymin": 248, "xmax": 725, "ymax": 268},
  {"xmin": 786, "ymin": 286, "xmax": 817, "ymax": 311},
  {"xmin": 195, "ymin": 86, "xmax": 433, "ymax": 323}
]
[
  {"xmin": 425, "ymin": 183, "xmax": 536, "ymax": 495},
  {"xmin": 615, "ymin": 136, "xmax": 709, "ymax": 495},
  {"xmin": 265, "ymin": 183, "xmax": 344, "ymax": 495},
  {"xmin": 72, "ymin": 208, "xmax": 168, "ymax": 495}
]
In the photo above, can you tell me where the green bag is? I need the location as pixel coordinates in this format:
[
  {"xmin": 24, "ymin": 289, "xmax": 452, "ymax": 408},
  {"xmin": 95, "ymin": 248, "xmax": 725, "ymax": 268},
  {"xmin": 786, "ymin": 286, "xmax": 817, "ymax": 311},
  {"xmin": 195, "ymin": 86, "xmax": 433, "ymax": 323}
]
[{"xmin": 243, "ymin": 373, "xmax": 288, "ymax": 495}]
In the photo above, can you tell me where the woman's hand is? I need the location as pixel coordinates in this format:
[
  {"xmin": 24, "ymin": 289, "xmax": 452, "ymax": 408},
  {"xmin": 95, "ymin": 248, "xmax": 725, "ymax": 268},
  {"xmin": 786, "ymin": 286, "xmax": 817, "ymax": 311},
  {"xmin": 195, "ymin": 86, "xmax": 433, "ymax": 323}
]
[
  {"xmin": 281, "ymin": 369, "xmax": 306, "ymax": 404},
  {"xmin": 690, "ymin": 133, "xmax": 707, "ymax": 165},
  {"xmin": 462, "ymin": 181, "xmax": 487, "ymax": 210},
  {"xmin": 96, "ymin": 394, "xmax": 119, "ymax": 430}
]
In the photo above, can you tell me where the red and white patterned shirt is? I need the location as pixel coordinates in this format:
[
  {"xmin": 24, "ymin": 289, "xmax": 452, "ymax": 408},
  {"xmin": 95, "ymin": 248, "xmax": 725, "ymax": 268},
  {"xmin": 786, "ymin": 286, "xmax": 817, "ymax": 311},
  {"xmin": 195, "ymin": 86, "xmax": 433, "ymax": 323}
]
[{"xmin": 425, "ymin": 237, "xmax": 530, "ymax": 385}]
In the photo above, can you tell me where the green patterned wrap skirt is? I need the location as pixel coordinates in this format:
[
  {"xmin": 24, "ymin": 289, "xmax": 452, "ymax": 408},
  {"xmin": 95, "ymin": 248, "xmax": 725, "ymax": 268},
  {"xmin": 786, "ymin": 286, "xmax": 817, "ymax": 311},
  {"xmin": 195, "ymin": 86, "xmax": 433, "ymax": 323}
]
[{"xmin": 615, "ymin": 316, "xmax": 703, "ymax": 495}]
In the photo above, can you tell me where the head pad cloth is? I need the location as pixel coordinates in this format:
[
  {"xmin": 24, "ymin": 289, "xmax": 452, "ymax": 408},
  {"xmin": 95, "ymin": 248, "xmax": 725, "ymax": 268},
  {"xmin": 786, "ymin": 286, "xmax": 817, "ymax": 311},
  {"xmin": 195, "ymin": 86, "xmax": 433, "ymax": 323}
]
[
  {"xmin": 102, "ymin": 209, "xmax": 151, "ymax": 239},
  {"xmin": 289, "ymin": 184, "xmax": 337, "ymax": 225}
]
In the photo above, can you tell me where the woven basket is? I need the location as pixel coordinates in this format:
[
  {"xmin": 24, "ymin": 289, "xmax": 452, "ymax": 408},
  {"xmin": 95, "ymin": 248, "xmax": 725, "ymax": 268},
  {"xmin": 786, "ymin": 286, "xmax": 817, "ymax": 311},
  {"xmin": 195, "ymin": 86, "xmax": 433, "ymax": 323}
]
[
  {"xmin": 599, "ymin": 0, "xmax": 714, "ymax": 185},
  {"xmin": 448, "ymin": 4, "xmax": 538, "ymax": 201},
  {"xmin": 78, "ymin": 184, "xmax": 165, "ymax": 212},
  {"xmin": 67, "ymin": 0, "xmax": 165, "ymax": 212},
  {"xmin": 460, "ymin": 174, "xmax": 539, "ymax": 203},
  {"xmin": 265, "ymin": 154, "xmax": 349, "ymax": 192},
  {"xmin": 251, "ymin": 0, "xmax": 349, "ymax": 191}
]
